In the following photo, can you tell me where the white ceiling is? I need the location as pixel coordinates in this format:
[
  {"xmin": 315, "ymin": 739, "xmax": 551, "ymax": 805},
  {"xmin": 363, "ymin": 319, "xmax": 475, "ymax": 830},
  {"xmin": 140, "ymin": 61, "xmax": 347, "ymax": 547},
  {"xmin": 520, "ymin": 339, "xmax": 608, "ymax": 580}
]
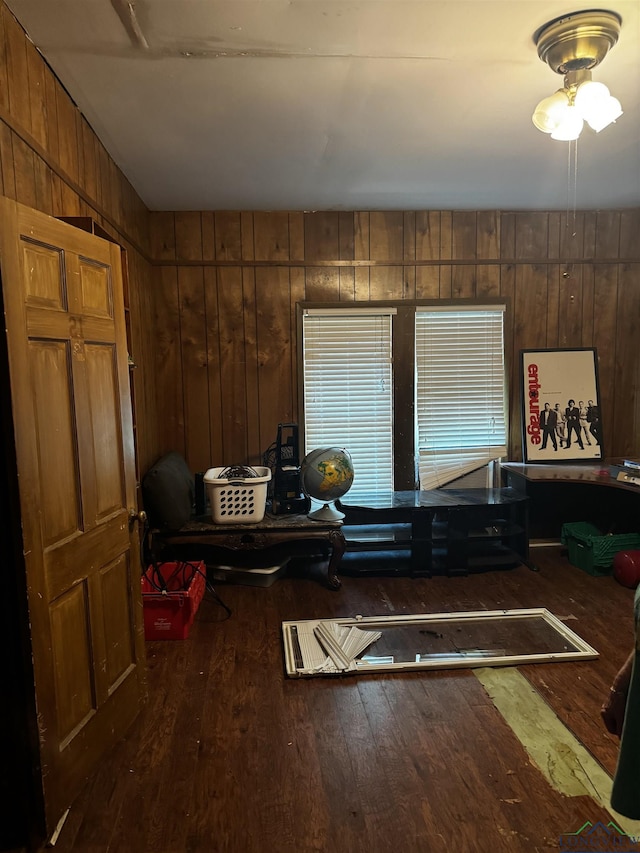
[{"xmin": 6, "ymin": 0, "xmax": 640, "ymax": 211}]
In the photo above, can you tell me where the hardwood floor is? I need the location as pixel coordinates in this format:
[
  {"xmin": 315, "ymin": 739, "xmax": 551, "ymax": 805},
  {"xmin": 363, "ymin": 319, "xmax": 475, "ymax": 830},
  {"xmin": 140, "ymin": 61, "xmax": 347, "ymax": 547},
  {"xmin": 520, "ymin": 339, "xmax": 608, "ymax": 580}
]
[{"xmin": 52, "ymin": 548, "xmax": 640, "ymax": 853}]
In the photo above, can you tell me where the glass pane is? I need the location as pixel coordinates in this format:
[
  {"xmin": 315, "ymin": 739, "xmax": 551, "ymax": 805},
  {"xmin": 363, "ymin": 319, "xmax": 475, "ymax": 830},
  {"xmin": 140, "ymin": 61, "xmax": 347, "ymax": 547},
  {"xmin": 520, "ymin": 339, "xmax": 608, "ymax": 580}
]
[
  {"xmin": 282, "ymin": 609, "xmax": 598, "ymax": 678},
  {"xmin": 357, "ymin": 614, "xmax": 581, "ymax": 666}
]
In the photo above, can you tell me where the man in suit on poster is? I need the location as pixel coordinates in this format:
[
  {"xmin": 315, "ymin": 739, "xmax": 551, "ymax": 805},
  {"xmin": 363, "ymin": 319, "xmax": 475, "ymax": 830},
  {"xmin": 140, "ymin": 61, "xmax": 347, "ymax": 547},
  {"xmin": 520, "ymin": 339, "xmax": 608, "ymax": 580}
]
[
  {"xmin": 565, "ymin": 399, "xmax": 584, "ymax": 450},
  {"xmin": 587, "ymin": 399, "xmax": 601, "ymax": 445},
  {"xmin": 539, "ymin": 402, "xmax": 558, "ymax": 451}
]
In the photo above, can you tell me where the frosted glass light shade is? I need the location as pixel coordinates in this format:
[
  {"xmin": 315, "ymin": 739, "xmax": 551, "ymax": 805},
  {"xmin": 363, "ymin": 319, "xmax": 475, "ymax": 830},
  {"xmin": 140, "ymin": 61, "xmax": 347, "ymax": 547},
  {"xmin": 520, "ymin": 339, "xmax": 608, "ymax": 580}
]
[
  {"xmin": 574, "ymin": 80, "xmax": 623, "ymax": 131},
  {"xmin": 532, "ymin": 89, "xmax": 571, "ymax": 133},
  {"xmin": 574, "ymin": 80, "xmax": 610, "ymax": 112},
  {"xmin": 550, "ymin": 106, "xmax": 584, "ymax": 140}
]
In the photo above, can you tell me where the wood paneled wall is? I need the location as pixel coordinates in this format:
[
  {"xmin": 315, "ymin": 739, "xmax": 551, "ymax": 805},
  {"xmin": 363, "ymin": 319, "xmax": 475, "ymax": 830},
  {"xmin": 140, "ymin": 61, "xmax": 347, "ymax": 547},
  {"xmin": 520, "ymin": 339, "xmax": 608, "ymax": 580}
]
[
  {"xmin": 150, "ymin": 209, "xmax": 640, "ymax": 474},
  {"xmin": 3, "ymin": 1, "xmax": 638, "ymax": 480},
  {"xmin": 0, "ymin": 2, "xmax": 159, "ymax": 477}
]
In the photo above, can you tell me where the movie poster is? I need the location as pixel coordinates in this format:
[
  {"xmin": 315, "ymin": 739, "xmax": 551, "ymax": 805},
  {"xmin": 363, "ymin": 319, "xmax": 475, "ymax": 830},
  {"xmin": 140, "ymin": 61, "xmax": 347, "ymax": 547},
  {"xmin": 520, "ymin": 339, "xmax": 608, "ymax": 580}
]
[{"xmin": 520, "ymin": 348, "xmax": 602, "ymax": 463}]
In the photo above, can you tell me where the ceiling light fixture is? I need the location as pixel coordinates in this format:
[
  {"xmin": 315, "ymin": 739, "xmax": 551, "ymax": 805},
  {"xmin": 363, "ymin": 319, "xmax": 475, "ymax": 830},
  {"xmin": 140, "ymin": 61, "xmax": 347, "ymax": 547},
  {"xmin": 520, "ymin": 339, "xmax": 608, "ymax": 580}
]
[{"xmin": 532, "ymin": 10, "xmax": 623, "ymax": 141}]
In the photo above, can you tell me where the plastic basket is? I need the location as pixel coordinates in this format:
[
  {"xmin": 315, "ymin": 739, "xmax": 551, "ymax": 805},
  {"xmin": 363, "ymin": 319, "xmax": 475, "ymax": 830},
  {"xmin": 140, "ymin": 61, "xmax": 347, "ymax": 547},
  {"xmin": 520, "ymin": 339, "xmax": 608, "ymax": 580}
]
[
  {"xmin": 204, "ymin": 466, "xmax": 271, "ymax": 524},
  {"xmin": 561, "ymin": 522, "xmax": 640, "ymax": 576},
  {"xmin": 141, "ymin": 561, "xmax": 206, "ymax": 639}
]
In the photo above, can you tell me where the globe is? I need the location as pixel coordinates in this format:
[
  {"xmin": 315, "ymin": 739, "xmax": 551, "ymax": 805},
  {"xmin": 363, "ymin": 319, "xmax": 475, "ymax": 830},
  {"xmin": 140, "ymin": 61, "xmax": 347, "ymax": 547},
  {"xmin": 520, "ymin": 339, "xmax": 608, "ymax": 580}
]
[{"xmin": 300, "ymin": 447, "xmax": 354, "ymax": 521}]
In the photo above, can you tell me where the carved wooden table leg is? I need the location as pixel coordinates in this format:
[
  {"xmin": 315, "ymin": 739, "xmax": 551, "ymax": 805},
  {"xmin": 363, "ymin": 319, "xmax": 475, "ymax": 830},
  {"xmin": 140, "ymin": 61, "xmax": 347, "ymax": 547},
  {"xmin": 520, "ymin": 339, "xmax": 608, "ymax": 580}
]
[{"xmin": 326, "ymin": 528, "xmax": 346, "ymax": 590}]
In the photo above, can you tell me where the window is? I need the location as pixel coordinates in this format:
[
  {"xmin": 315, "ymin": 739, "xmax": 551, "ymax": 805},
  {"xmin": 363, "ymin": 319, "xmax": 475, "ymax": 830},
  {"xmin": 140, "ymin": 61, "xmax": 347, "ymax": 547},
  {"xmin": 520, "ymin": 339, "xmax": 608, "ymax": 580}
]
[
  {"xmin": 300, "ymin": 303, "xmax": 507, "ymax": 496},
  {"xmin": 301, "ymin": 309, "xmax": 394, "ymax": 497},
  {"xmin": 415, "ymin": 306, "xmax": 507, "ymax": 489}
]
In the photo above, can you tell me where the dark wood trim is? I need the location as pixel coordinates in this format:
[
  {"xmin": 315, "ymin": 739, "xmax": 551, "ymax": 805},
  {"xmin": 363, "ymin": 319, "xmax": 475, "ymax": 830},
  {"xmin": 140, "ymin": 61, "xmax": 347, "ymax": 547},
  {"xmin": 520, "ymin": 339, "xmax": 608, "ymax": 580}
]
[
  {"xmin": 152, "ymin": 257, "xmax": 640, "ymax": 267},
  {"xmin": 393, "ymin": 305, "xmax": 416, "ymax": 489}
]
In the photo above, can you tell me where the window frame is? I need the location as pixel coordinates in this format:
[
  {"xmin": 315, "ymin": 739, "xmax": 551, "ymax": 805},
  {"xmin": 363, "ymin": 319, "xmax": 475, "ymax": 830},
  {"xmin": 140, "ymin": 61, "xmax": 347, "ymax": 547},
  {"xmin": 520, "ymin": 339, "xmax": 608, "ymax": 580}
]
[{"xmin": 297, "ymin": 299, "xmax": 511, "ymax": 492}]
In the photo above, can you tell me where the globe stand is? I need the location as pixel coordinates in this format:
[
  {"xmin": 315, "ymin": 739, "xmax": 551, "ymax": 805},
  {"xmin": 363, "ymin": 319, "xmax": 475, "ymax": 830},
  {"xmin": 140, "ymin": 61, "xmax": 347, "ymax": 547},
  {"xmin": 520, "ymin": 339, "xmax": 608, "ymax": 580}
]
[{"xmin": 308, "ymin": 501, "xmax": 345, "ymax": 522}]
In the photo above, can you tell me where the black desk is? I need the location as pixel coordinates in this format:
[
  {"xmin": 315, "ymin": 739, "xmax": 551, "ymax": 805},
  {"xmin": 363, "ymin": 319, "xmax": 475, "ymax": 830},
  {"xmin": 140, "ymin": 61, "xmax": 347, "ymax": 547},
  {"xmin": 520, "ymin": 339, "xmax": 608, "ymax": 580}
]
[
  {"xmin": 501, "ymin": 462, "xmax": 640, "ymax": 539},
  {"xmin": 337, "ymin": 488, "xmax": 529, "ymax": 576}
]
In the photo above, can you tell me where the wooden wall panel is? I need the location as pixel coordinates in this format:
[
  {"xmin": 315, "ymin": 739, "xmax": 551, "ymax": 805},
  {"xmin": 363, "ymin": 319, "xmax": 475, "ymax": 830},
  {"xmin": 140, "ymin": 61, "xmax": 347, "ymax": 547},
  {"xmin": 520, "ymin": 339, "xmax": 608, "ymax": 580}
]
[
  {"xmin": 204, "ymin": 268, "xmax": 223, "ymax": 465},
  {"xmin": 216, "ymin": 267, "xmax": 250, "ymax": 465},
  {"xmin": 149, "ymin": 208, "xmax": 640, "ymax": 468},
  {"xmin": 613, "ymin": 264, "xmax": 640, "ymax": 458},
  {"xmin": 4, "ymin": 7, "xmax": 30, "ymax": 133},
  {"xmin": 0, "ymin": 6, "xmax": 8, "ymax": 113},
  {"xmin": 595, "ymin": 211, "xmax": 621, "ymax": 258},
  {"xmin": 476, "ymin": 264, "xmax": 500, "ymax": 298},
  {"xmin": 304, "ymin": 212, "xmax": 340, "ymax": 261},
  {"xmin": 369, "ymin": 265, "xmax": 404, "ymax": 301},
  {"xmin": 557, "ymin": 265, "xmax": 585, "ymax": 348},
  {"xmin": 403, "ymin": 212, "xmax": 416, "ymax": 261},
  {"xmin": 33, "ymin": 156, "xmax": 52, "ymax": 215},
  {"xmin": 253, "ymin": 212, "xmax": 290, "ymax": 261},
  {"xmin": 12, "ymin": 133, "xmax": 36, "ymax": 208},
  {"xmin": 415, "ymin": 264, "xmax": 440, "ymax": 298},
  {"xmin": 580, "ymin": 265, "xmax": 595, "ymax": 345},
  {"xmin": 477, "ymin": 211, "xmax": 499, "ymax": 259},
  {"xmin": 515, "ymin": 213, "xmax": 549, "ymax": 260},
  {"xmin": 154, "ymin": 267, "xmax": 184, "ymax": 457},
  {"xmin": 369, "ymin": 212, "xmax": 404, "ymax": 260},
  {"xmin": 25, "ymin": 40, "xmax": 46, "ymax": 149},
  {"xmin": 241, "ymin": 267, "xmax": 261, "ymax": 463},
  {"xmin": 178, "ymin": 266, "xmax": 210, "ymax": 473},
  {"xmin": 592, "ymin": 264, "xmax": 618, "ymax": 456},
  {"xmin": 354, "ymin": 212, "xmax": 370, "ymax": 260},
  {"xmin": 338, "ymin": 212, "xmax": 355, "ymax": 260},
  {"xmin": 1, "ymin": 0, "xmax": 159, "ymax": 481},
  {"xmin": 214, "ymin": 212, "xmax": 242, "ymax": 260},
  {"xmin": 620, "ymin": 210, "xmax": 640, "ymax": 257},
  {"xmin": 255, "ymin": 267, "xmax": 294, "ymax": 459},
  {"xmin": 338, "ymin": 266, "xmax": 356, "ymax": 300},
  {"xmin": 175, "ymin": 212, "xmax": 203, "ymax": 262},
  {"xmin": 451, "ymin": 264, "xmax": 476, "ymax": 299},
  {"xmin": 451, "ymin": 212, "xmax": 476, "ymax": 260},
  {"xmin": 200, "ymin": 212, "xmax": 215, "ymax": 262},
  {"xmin": 514, "ymin": 265, "xmax": 550, "ymax": 351},
  {"xmin": 415, "ymin": 211, "xmax": 440, "ymax": 260},
  {"xmin": 289, "ymin": 267, "xmax": 305, "ymax": 420},
  {"xmin": 150, "ymin": 212, "xmax": 176, "ymax": 261},
  {"xmin": 305, "ymin": 267, "xmax": 340, "ymax": 302}
]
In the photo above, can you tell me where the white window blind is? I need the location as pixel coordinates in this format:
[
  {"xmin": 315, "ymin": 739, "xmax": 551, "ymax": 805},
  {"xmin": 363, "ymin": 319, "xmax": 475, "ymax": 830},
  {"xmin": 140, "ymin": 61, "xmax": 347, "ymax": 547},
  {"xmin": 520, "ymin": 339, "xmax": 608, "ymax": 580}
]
[
  {"xmin": 302, "ymin": 310, "xmax": 394, "ymax": 497},
  {"xmin": 415, "ymin": 307, "xmax": 507, "ymax": 489}
]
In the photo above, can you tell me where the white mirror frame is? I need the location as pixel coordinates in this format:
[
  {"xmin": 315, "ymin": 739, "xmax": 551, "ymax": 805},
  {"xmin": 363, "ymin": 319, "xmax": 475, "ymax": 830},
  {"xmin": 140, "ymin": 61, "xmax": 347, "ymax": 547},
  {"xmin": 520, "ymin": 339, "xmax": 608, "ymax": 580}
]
[{"xmin": 282, "ymin": 608, "xmax": 599, "ymax": 678}]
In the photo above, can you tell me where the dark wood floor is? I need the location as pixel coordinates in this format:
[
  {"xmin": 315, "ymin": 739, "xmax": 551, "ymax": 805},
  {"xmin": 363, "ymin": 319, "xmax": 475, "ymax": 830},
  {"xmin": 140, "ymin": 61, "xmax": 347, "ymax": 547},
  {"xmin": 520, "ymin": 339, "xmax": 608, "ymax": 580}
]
[{"xmin": 52, "ymin": 548, "xmax": 640, "ymax": 853}]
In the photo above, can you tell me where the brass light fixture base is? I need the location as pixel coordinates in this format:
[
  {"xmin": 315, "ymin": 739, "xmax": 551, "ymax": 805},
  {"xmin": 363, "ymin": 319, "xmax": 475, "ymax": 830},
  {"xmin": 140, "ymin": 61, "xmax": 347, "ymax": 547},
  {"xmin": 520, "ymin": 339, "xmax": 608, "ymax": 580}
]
[{"xmin": 534, "ymin": 9, "xmax": 622, "ymax": 75}]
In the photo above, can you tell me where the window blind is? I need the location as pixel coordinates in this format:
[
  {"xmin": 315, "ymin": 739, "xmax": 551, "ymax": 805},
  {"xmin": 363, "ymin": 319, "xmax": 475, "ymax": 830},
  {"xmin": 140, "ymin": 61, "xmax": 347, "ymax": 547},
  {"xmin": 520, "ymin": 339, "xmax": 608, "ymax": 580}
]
[
  {"xmin": 302, "ymin": 311, "xmax": 394, "ymax": 498},
  {"xmin": 415, "ymin": 307, "xmax": 507, "ymax": 489}
]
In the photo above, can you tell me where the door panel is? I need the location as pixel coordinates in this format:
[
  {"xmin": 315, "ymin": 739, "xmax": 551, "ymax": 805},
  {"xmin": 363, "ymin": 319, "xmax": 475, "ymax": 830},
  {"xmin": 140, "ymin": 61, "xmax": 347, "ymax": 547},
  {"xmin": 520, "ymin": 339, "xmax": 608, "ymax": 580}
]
[
  {"xmin": 30, "ymin": 338, "xmax": 81, "ymax": 544},
  {"xmin": 50, "ymin": 584, "xmax": 95, "ymax": 744},
  {"xmin": 79, "ymin": 257, "xmax": 113, "ymax": 317},
  {"xmin": 0, "ymin": 197, "xmax": 145, "ymax": 837},
  {"xmin": 100, "ymin": 555, "xmax": 137, "ymax": 689},
  {"xmin": 85, "ymin": 342, "xmax": 126, "ymax": 516},
  {"xmin": 22, "ymin": 239, "xmax": 66, "ymax": 308}
]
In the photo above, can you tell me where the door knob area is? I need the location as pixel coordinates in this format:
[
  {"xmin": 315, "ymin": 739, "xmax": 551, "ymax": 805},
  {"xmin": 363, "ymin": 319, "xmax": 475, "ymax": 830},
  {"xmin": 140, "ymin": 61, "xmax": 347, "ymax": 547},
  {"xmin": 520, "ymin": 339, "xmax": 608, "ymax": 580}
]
[{"xmin": 129, "ymin": 509, "xmax": 147, "ymax": 528}]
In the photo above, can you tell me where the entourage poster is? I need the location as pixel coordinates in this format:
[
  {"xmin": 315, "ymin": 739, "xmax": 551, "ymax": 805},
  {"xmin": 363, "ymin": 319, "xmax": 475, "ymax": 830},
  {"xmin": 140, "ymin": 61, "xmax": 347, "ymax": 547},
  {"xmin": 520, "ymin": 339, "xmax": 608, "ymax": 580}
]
[{"xmin": 520, "ymin": 348, "xmax": 602, "ymax": 463}]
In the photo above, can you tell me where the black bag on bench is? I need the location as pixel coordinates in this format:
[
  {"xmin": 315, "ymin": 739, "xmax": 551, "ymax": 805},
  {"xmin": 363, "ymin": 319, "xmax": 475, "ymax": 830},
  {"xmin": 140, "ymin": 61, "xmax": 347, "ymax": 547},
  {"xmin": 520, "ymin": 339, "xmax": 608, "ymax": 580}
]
[{"xmin": 142, "ymin": 452, "xmax": 195, "ymax": 529}]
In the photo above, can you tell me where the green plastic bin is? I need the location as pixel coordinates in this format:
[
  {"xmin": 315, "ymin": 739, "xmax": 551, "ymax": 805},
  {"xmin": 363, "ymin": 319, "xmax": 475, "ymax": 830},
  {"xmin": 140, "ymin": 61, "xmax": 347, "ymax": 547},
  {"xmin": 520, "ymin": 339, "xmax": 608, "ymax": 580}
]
[{"xmin": 561, "ymin": 522, "xmax": 640, "ymax": 576}]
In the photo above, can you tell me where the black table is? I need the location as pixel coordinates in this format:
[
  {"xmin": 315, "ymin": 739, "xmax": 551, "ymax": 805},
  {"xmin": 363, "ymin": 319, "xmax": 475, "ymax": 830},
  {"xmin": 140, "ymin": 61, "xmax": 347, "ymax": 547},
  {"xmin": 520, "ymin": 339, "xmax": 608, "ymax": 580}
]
[
  {"xmin": 502, "ymin": 461, "xmax": 640, "ymax": 540},
  {"xmin": 337, "ymin": 488, "xmax": 530, "ymax": 576}
]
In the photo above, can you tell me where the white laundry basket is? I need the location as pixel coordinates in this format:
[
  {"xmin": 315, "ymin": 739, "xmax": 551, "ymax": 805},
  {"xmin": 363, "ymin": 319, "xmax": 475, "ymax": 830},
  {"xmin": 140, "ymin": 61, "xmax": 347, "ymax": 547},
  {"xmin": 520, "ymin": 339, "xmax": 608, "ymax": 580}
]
[{"xmin": 204, "ymin": 466, "xmax": 271, "ymax": 524}]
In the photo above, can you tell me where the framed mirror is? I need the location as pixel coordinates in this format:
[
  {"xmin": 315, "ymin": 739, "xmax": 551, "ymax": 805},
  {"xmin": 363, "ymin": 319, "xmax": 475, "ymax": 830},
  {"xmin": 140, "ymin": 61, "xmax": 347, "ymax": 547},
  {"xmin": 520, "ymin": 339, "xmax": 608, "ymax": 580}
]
[{"xmin": 282, "ymin": 608, "xmax": 598, "ymax": 678}]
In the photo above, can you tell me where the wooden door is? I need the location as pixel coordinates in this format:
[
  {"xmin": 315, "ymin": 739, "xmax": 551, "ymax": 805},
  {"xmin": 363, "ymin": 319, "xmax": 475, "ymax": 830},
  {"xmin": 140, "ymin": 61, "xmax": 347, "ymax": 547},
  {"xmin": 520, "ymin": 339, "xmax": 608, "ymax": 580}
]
[{"xmin": 0, "ymin": 198, "xmax": 146, "ymax": 837}]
